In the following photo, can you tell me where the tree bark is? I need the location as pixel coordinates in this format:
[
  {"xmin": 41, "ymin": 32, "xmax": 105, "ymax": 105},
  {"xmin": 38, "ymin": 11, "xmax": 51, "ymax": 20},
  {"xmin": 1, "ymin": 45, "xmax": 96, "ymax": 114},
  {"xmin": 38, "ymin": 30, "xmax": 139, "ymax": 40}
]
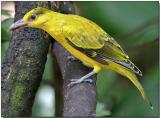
[
  {"xmin": 53, "ymin": 43, "xmax": 97, "ymax": 117},
  {"xmin": 1, "ymin": 1, "xmax": 97, "ymax": 117},
  {"xmin": 1, "ymin": 1, "xmax": 51, "ymax": 117},
  {"xmin": 51, "ymin": 2, "xmax": 97, "ymax": 117}
]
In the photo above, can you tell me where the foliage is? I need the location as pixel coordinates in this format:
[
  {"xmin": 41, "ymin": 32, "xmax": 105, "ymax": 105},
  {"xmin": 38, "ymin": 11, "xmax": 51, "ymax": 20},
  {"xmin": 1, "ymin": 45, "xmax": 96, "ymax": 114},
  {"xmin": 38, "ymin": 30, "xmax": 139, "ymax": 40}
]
[
  {"xmin": 1, "ymin": 9, "xmax": 14, "ymax": 62},
  {"xmin": 1, "ymin": 1, "xmax": 159, "ymax": 117},
  {"xmin": 77, "ymin": 1, "xmax": 158, "ymax": 117}
]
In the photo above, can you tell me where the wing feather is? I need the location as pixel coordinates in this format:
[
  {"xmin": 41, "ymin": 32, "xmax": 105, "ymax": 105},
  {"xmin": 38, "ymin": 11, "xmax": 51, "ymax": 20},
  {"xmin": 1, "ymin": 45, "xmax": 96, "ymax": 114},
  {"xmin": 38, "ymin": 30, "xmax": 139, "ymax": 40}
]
[
  {"xmin": 62, "ymin": 15, "xmax": 142, "ymax": 76},
  {"xmin": 62, "ymin": 14, "xmax": 106, "ymax": 49}
]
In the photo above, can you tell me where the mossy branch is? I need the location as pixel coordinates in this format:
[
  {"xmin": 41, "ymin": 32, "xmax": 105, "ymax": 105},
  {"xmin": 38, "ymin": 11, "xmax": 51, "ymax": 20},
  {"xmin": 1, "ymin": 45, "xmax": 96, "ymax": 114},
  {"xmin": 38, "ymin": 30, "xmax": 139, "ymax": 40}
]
[
  {"xmin": 1, "ymin": 1, "xmax": 97, "ymax": 117},
  {"xmin": 1, "ymin": 1, "xmax": 51, "ymax": 117}
]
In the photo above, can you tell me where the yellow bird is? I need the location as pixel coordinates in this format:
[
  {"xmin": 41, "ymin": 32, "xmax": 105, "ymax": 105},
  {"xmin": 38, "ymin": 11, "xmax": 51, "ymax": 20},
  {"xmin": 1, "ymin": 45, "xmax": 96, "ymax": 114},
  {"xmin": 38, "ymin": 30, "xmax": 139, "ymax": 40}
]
[{"xmin": 10, "ymin": 7, "xmax": 153, "ymax": 109}]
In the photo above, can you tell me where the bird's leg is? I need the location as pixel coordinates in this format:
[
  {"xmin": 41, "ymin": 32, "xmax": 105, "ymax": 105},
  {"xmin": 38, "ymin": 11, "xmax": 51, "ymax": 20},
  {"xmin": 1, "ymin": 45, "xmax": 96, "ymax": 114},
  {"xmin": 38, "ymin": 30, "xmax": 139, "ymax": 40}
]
[
  {"xmin": 70, "ymin": 79, "xmax": 93, "ymax": 83},
  {"xmin": 68, "ymin": 71, "xmax": 96, "ymax": 87}
]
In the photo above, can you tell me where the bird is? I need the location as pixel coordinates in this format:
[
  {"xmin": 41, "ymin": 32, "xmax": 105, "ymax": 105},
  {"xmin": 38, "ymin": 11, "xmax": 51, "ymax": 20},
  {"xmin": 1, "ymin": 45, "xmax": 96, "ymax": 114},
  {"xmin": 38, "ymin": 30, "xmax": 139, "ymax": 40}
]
[{"xmin": 9, "ymin": 7, "xmax": 153, "ymax": 109}]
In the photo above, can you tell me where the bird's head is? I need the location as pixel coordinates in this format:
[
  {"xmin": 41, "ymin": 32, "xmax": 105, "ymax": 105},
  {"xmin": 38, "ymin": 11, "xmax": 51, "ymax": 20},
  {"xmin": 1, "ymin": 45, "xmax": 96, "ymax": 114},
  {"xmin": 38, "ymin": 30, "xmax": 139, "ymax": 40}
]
[{"xmin": 10, "ymin": 7, "xmax": 53, "ymax": 30}]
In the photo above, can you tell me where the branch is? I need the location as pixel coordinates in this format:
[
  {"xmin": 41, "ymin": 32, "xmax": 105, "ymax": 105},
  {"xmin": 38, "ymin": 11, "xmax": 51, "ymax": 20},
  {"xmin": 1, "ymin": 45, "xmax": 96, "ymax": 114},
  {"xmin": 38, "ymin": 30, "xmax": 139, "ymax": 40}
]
[
  {"xmin": 53, "ymin": 42, "xmax": 97, "ymax": 117},
  {"xmin": 1, "ymin": 2, "xmax": 51, "ymax": 117},
  {"xmin": 49, "ymin": 2, "xmax": 97, "ymax": 117},
  {"xmin": 50, "ymin": 2, "xmax": 97, "ymax": 116}
]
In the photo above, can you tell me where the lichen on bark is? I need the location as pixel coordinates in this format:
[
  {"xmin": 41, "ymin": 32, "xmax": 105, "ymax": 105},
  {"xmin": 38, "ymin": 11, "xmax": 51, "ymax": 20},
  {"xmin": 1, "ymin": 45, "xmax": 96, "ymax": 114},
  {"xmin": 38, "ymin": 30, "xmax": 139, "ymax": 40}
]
[{"xmin": 1, "ymin": 2, "xmax": 51, "ymax": 117}]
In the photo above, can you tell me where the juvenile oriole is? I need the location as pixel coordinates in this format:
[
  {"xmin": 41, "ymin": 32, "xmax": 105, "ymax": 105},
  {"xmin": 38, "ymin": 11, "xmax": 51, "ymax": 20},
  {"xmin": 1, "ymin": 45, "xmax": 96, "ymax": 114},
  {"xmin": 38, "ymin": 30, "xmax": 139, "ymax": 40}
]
[{"xmin": 10, "ymin": 7, "xmax": 153, "ymax": 109}]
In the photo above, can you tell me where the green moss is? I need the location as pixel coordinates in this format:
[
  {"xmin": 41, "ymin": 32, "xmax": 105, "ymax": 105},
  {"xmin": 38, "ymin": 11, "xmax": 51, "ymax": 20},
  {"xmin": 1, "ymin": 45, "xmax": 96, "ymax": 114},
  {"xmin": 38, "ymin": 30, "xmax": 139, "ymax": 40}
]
[{"xmin": 9, "ymin": 83, "xmax": 25, "ymax": 116}]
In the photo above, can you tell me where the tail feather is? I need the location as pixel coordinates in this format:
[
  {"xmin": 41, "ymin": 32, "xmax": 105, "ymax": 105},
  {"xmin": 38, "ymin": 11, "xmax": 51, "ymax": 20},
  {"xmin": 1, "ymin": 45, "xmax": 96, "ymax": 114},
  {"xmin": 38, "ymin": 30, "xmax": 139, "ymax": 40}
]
[
  {"xmin": 114, "ymin": 60, "xmax": 142, "ymax": 76},
  {"xmin": 107, "ymin": 60, "xmax": 153, "ymax": 110}
]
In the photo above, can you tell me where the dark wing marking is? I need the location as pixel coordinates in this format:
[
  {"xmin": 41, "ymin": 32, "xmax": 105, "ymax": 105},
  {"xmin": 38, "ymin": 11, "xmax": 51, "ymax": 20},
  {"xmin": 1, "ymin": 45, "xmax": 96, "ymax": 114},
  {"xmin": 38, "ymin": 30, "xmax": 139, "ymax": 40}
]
[{"xmin": 66, "ymin": 37, "xmax": 142, "ymax": 76}]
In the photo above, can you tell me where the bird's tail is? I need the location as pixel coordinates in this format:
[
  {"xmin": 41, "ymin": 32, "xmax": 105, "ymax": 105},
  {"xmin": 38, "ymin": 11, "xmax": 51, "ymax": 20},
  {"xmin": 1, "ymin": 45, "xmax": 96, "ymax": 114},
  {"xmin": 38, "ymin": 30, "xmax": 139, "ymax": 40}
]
[{"xmin": 106, "ymin": 60, "xmax": 153, "ymax": 110}]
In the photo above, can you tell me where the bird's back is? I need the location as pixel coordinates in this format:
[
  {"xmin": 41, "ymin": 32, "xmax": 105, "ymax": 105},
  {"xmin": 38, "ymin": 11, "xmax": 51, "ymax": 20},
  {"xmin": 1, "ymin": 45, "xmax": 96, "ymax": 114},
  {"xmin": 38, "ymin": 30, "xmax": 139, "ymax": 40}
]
[{"xmin": 53, "ymin": 13, "xmax": 142, "ymax": 76}]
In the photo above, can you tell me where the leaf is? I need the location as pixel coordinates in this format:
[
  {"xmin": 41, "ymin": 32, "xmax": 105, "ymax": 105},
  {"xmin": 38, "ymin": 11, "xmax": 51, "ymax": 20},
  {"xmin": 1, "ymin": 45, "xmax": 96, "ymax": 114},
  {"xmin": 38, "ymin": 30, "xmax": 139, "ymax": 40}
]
[
  {"xmin": 1, "ymin": 42, "xmax": 9, "ymax": 63},
  {"xmin": 97, "ymin": 70, "xmax": 117, "ymax": 100},
  {"xmin": 111, "ymin": 65, "xmax": 158, "ymax": 116},
  {"xmin": 42, "ymin": 52, "xmax": 54, "ymax": 81},
  {"xmin": 96, "ymin": 102, "xmax": 111, "ymax": 116},
  {"xmin": 77, "ymin": 1, "xmax": 159, "ymax": 46},
  {"xmin": 1, "ymin": 18, "xmax": 14, "ymax": 41},
  {"xmin": 32, "ymin": 85, "xmax": 55, "ymax": 117},
  {"xmin": 120, "ymin": 17, "xmax": 158, "ymax": 46},
  {"xmin": 1, "ymin": 9, "xmax": 11, "ymax": 16}
]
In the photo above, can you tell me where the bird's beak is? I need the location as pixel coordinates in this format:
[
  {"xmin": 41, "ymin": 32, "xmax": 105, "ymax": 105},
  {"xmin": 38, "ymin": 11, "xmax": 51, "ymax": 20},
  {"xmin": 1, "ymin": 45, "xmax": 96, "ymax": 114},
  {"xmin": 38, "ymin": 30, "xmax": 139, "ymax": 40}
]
[{"xmin": 9, "ymin": 19, "xmax": 29, "ymax": 31}]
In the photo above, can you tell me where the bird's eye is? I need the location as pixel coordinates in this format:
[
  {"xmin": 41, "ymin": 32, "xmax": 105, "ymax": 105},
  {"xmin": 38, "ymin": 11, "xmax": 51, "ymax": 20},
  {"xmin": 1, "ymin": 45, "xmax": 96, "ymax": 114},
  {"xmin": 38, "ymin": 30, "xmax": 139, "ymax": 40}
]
[{"xmin": 30, "ymin": 15, "xmax": 36, "ymax": 20}]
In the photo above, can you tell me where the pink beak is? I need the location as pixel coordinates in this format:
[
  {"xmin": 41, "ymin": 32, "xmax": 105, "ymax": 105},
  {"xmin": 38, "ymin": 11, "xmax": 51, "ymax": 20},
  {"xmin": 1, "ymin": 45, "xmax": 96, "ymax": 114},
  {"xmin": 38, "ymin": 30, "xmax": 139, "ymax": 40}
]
[{"xmin": 9, "ymin": 19, "xmax": 29, "ymax": 31}]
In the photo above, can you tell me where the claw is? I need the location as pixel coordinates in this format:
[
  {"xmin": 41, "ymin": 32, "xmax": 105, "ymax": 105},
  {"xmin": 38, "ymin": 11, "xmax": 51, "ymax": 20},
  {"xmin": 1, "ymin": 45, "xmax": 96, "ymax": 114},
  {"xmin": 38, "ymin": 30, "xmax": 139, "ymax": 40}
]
[
  {"xmin": 67, "ymin": 81, "xmax": 80, "ymax": 88},
  {"xmin": 68, "ymin": 79, "xmax": 93, "ymax": 88},
  {"xmin": 70, "ymin": 79, "xmax": 93, "ymax": 83},
  {"xmin": 67, "ymin": 71, "xmax": 95, "ymax": 88}
]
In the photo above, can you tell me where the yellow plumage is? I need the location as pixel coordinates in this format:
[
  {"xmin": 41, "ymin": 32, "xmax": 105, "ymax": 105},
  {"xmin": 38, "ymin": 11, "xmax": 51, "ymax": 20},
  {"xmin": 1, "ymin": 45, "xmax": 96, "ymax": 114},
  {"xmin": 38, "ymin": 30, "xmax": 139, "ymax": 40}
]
[{"xmin": 10, "ymin": 7, "xmax": 153, "ymax": 109}]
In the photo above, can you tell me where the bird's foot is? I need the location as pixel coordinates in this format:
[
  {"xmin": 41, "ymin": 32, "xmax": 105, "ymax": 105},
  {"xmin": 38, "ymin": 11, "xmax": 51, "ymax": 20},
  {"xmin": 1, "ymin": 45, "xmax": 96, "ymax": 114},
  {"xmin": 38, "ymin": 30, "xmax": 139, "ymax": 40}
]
[
  {"xmin": 67, "ymin": 71, "xmax": 95, "ymax": 88},
  {"xmin": 67, "ymin": 78, "xmax": 93, "ymax": 88}
]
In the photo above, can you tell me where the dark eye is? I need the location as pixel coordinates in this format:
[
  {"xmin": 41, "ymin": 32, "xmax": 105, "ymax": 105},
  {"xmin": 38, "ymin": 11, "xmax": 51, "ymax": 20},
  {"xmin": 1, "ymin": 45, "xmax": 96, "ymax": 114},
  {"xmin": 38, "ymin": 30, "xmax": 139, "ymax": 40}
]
[{"xmin": 31, "ymin": 15, "xmax": 36, "ymax": 20}]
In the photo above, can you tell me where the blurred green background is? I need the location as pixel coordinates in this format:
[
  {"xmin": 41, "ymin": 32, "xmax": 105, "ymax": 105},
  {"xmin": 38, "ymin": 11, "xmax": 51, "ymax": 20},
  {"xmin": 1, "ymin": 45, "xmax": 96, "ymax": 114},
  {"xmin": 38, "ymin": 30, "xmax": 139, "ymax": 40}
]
[{"xmin": 1, "ymin": 1, "xmax": 159, "ymax": 117}]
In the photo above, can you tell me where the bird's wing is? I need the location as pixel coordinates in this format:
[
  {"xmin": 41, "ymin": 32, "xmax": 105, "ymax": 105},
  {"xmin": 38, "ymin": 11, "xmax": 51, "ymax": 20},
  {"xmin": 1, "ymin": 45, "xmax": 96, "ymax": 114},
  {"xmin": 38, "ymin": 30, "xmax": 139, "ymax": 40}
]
[
  {"xmin": 62, "ymin": 15, "xmax": 142, "ymax": 76},
  {"xmin": 61, "ymin": 16, "xmax": 154, "ymax": 109}
]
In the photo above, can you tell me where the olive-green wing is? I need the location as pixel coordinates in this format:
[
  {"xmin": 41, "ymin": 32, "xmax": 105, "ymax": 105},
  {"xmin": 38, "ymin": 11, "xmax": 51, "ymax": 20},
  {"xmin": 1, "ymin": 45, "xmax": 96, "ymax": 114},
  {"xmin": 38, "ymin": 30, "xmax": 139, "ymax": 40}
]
[
  {"xmin": 62, "ymin": 15, "xmax": 105, "ymax": 49},
  {"xmin": 66, "ymin": 34, "xmax": 142, "ymax": 76},
  {"xmin": 62, "ymin": 15, "xmax": 142, "ymax": 76}
]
